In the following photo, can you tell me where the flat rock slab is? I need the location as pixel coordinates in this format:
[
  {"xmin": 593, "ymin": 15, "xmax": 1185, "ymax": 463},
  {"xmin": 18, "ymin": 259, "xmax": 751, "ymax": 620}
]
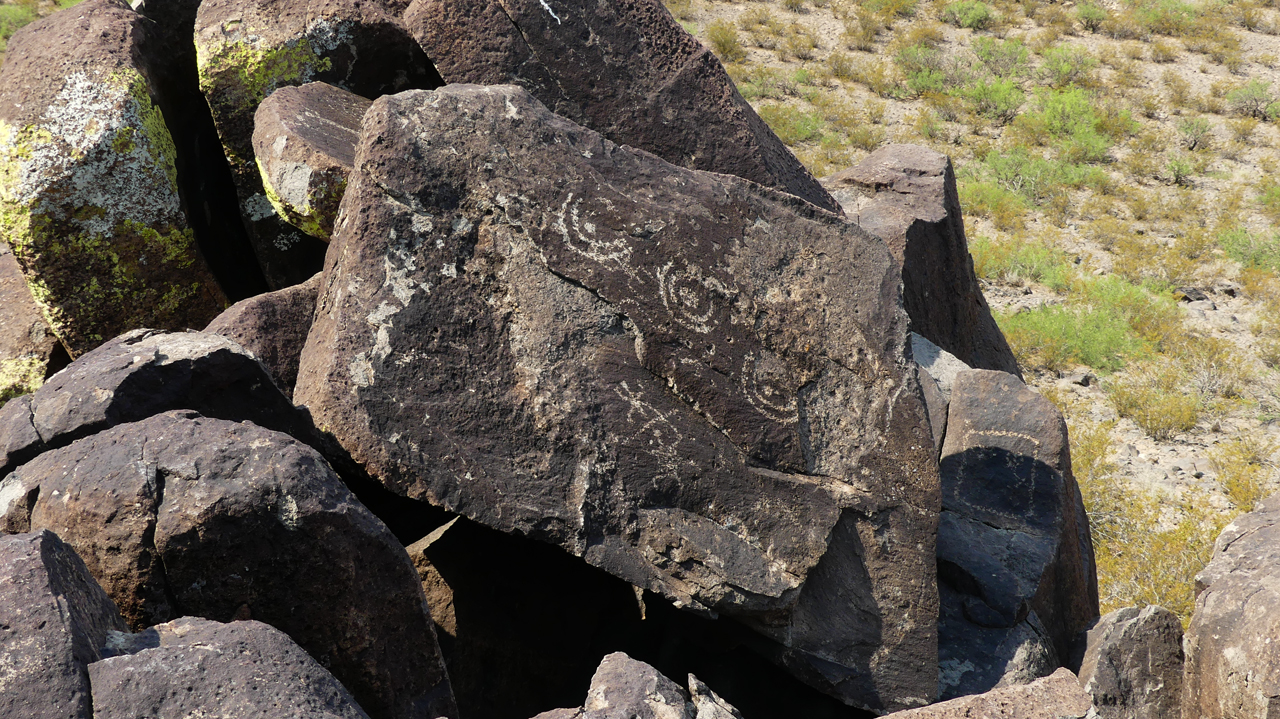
[
  {"xmin": 0, "ymin": 241, "xmax": 60, "ymax": 403},
  {"xmin": 406, "ymin": 0, "xmax": 838, "ymax": 213},
  {"xmin": 885, "ymin": 668, "xmax": 1093, "ymax": 719},
  {"xmin": 0, "ymin": 530, "xmax": 127, "ymax": 719},
  {"xmin": 1, "ymin": 410, "xmax": 456, "ymax": 719},
  {"xmin": 89, "ymin": 617, "xmax": 372, "ymax": 719},
  {"xmin": 205, "ymin": 271, "xmax": 322, "ymax": 397},
  {"xmin": 0, "ymin": 0, "xmax": 226, "ymax": 356},
  {"xmin": 254, "ymin": 83, "xmax": 371, "ymax": 240},
  {"xmin": 1077, "ymin": 605, "xmax": 1183, "ymax": 719},
  {"xmin": 0, "ymin": 329, "xmax": 315, "ymax": 479},
  {"xmin": 194, "ymin": 0, "xmax": 441, "ymax": 288},
  {"xmin": 937, "ymin": 369, "xmax": 1098, "ymax": 698},
  {"xmin": 825, "ymin": 145, "xmax": 1020, "ymax": 378},
  {"xmin": 1184, "ymin": 493, "xmax": 1280, "ymax": 719},
  {"xmin": 297, "ymin": 84, "xmax": 939, "ymax": 712}
]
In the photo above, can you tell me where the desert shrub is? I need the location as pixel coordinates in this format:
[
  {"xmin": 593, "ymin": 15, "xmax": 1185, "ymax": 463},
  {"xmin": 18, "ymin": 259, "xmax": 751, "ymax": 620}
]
[
  {"xmin": 1258, "ymin": 179, "xmax": 1280, "ymax": 221},
  {"xmin": 783, "ymin": 0, "xmax": 807, "ymax": 12},
  {"xmin": 1077, "ymin": 3, "xmax": 1108, "ymax": 30},
  {"xmin": 1177, "ymin": 116, "xmax": 1213, "ymax": 150},
  {"xmin": 972, "ymin": 36, "xmax": 1030, "ymax": 76},
  {"xmin": 757, "ymin": 104, "xmax": 823, "ymax": 144},
  {"xmin": 982, "ymin": 147, "xmax": 1109, "ymax": 201},
  {"xmin": 730, "ymin": 65, "xmax": 797, "ymax": 99},
  {"xmin": 1220, "ymin": 227, "xmax": 1280, "ymax": 271},
  {"xmin": 942, "ymin": 0, "xmax": 996, "ymax": 28},
  {"xmin": 861, "ymin": 0, "xmax": 919, "ymax": 17},
  {"xmin": 1015, "ymin": 87, "xmax": 1126, "ymax": 163},
  {"xmin": 912, "ymin": 108, "xmax": 949, "ymax": 141},
  {"xmin": 1227, "ymin": 79, "xmax": 1278, "ymax": 118},
  {"xmin": 1166, "ymin": 155, "xmax": 1195, "ymax": 185},
  {"xmin": 1000, "ymin": 304, "xmax": 1146, "ymax": 371},
  {"xmin": 778, "ymin": 23, "xmax": 819, "ymax": 61},
  {"xmin": 1130, "ymin": 0, "xmax": 1199, "ymax": 37},
  {"xmin": 1229, "ymin": 116, "xmax": 1259, "ymax": 143},
  {"xmin": 1151, "ymin": 39, "xmax": 1180, "ymax": 62},
  {"xmin": 828, "ymin": 51, "xmax": 857, "ymax": 80},
  {"xmin": 969, "ymin": 234, "xmax": 1074, "ymax": 286},
  {"xmin": 958, "ymin": 180, "xmax": 1028, "ymax": 230},
  {"xmin": 960, "ymin": 77, "xmax": 1024, "ymax": 122},
  {"xmin": 1176, "ymin": 336, "xmax": 1252, "ymax": 408},
  {"xmin": 1039, "ymin": 44, "xmax": 1099, "ymax": 87},
  {"xmin": 843, "ymin": 9, "xmax": 884, "ymax": 50},
  {"xmin": 1211, "ymin": 435, "xmax": 1279, "ymax": 512},
  {"xmin": 1078, "ymin": 275, "xmax": 1184, "ymax": 349},
  {"xmin": 1107, "ymin": 361, "xmax": 1200, "ymax": 439},
  {"xmin": 851, "ymin": 57, "xmax": 900, "ymax": 97},
  {"xmin": 707, "ymin": 20, "xmax": 748, "ymax": 63},
  {"xmin": 848, "ymin": 123, "xmax": 888, "ymax": 149},
  {"xmin": 0, "ymin": 2, "xmax": 37, "ymax": 59},
  {"xmin": 797, "ymin": 136, "xmax": 858, "ymax": 176}
]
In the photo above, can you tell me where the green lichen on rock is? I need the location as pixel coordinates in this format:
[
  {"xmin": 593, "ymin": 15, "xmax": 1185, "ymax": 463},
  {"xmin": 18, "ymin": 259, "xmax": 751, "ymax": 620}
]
[
  {"xmin": 0, "ymin": 356, "xmax": 45, "ymax": 405},
  {"xmin": 256, "ymin": 155, "xmax": 346, "ymax": 239}
]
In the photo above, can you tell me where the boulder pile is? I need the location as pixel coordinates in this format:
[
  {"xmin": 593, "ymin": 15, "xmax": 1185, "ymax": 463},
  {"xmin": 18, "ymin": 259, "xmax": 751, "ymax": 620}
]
[{"xmin": 2, "ymin": 0, "xmax": 1272, "ymax": 717}]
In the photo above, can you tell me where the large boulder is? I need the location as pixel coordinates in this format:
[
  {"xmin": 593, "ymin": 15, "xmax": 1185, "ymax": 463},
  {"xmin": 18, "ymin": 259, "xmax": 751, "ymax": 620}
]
[
  {"xmin": 405, "ymin": 0, "xmax": 838, "ymax": 213},
  {"xmin": 0, "ymin": 241, "xmax": 61, "ymax": 404},
  {"xmin": 89, "ymin": 617, "xmax": 372, "ymax": 719},
  {"xmin": 205, "ymin": 271, "xmax": 322, "ymax": 397},
  {"xmin": 1183, "ymin": 493, "xmax": 1280, "ymax": 719},
  {"xmin": 296, "ymin": 84, "xmax": 940, "ymax": 712},
  {"xmin": 0, "ymin": 0, "xmax": 226, "ymax": 356},
  {"xmin": 0, "ymin": 410, "xmax": 457, "ymax": 719},
  {"xmin": 937, "ymin": 369, "xmax": 1098, "ymax": 698},
  {"xmin": 1076, "ymin": 605, "xmax": 1183, "ymax": 719},
  {"xmin": 883, "ymin": 668, "xmax": 1093, "ymax": 719},
  {"xmin": 0, "ymin": 530, "xmax": 128, "ymax": 719},
  {"xmin": 825, "ymin": 146, "xmax": 1020, "ymax": 378},
  {"xmin": 533, "ymin": 652, "xmax": 745, "ymax": 719},
  {"xmin": 253, "ymin": 83, "xmax": 371, "ymax": 240},
  {"xmin": 0, "ymin": 329, "xmax": 315, "ymax": 478},
  {"xmin": 194, "ymin": 0, "xmax": 442, "ymax": 288}
]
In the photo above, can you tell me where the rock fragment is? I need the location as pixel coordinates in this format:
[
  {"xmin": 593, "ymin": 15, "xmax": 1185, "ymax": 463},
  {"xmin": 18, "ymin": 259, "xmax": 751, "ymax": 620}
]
[
  {"xmin": 297, "ymin": 84, "xmax": 939, "ymax": 712},
  {"xmin": 1183, "ymin": 493, "xmax": 1280, "ymax": 719},
  {"xmin": 937, "ymin": 369, "xmax": 1098, "ymax": 698},
  {"xmin": 0, "ymin": 0, "xmax": 227, "ymax": 355},
  {"xmin": 540, "ymin": 652, "xmax": 746, "ymax": 719},
  {"xmin": 253, "ymin": 83, "xmax": 371, "ymax": 240},
  {"xmin": 1, "ymin": 410, "xmax": 457, "ymax": 719},
  {"xmin": 205, "ymin": 271, "xmax": 321, "ymax": 397},
  {"xmin": 405, "ymin": 0, "xmax": 839, "ymax": 212},
  {"xmin": 885, "ymin": 667, "xmax": 1093, "ymax": 719},
  {"xmin": 826, "ymin": 145, "xmax": 1020, "ymax": 377},
  {"xmin": 1076, "ymin": 605, "xmax": 1183, "ymax": 719},
  {"xmin": 0, "ymin": 530, "xmax": 128, "ymax": 719},
  {"xmin": 0, "ymin": 241, "xmax": 61, "ymax": 403},
  {"xmin": 89, "ymin": 617, "xmax": 372, "ymax": 719},
  {"xmin": 194, "ymin": 0, "xmax": 442, "ymax": 288}
]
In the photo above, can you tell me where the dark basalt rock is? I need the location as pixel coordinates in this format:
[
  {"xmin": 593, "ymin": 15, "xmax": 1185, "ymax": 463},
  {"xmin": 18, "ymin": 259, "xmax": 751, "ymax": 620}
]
[
  {"xmin": 825, "ymin": 145, "xmax": 1020, "ymax": 378},
  {"xmin": 205, "ymin": 271, "xmax": 322, "ymax": 397},
  {"xmin": 1076, "ymin": 605, "xmax": 1183, "ymax": 719},
  {"xmin": 194, "ymin": 0, "xmax": 443, "ymax": 288},
  {"xmin": 1, "ymin": 411, "xmax": 457, "ymax": 719},
  {"xmin": 0, "ymin": 530, "xmax": 128, "ymax": 719},
  {"xmin": 936, "ymin": 369, "xmax": 1098, "ymax": 699},
  {"xmin": 0, "ymin": 329, "xmax": 316, "ymax": 479},
  {"xmin": 0, "ymin": 0, "xmax": 227, "ymax": 356},
  {"xmin": 89, "ymin": 617, "xmax": 372, "ymax": 719},
  {"xmin": 1184, "ymin": 493, "xmax": 1280, "ymax": 719},
  {"xmin": 0, "ymin": 242, "xmax": 63, "ymax": 403},
  {"xmin": 884, "ymin": 668, "xmax": 1093, "ymax": 719},
  {"xmin": 296, "ymin": 84, "xmax": 940, "ymax": 712},
  {"xmin": 405, "ymin": 0, "xmax": 839, "ymax": 213},
  {"xmin": 253, "ymin": 83, "xmax": 371, "ymax": 241}
]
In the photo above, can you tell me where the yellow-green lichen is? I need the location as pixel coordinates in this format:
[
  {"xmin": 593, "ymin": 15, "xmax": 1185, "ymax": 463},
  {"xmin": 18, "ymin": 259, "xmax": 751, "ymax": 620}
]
[
  {"xmin": 255, "ymin": 155, "xmax": 345, "ymax": 239},
  {"xmin": 120, "ymin": 70, "xmax": 179, "ymax": 192},
  {"xmin": 0, "ymin": 356, "xmax": 45, "ymax": 405},
  {"xmin": 198, "ymin": 36, "xmax": 334, "ymax": 116}
]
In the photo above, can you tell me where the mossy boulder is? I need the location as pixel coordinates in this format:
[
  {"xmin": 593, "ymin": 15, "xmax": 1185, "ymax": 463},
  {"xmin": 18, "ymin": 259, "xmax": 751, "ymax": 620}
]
[
  {"xmin": 0, "ymin": 0, "xmax": 226, "ymax": 357},
  {"xmin": 194, "ymin": 0, "xmax": 441, "ymax": 288},
  {"xmin": 0, "ymin": 241, "xmax": 60, "ymax": 403}
]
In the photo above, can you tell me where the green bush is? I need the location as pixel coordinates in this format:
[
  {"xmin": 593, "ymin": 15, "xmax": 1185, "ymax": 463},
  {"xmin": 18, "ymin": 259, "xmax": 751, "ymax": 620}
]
[
  {"xmin": 707, "ymin": 20, "xmax": 748, "ymax": 63},
  {"xmin": 1107, "ymin": 361, "xmax": 1200, "ymax": 439},
  {"xmin": 969, "ymin": 235, "xmax": 1074, "ymax": 287},
  {"xmin": 960, "ymin": 77, "xmax": 1024, "ymax": 122},
  {"xmin": 0, "ymin": 3, "xmax": 37, "ymax": 58},
  {"xmin": 1220, "ymin": 227, "xmax": 1280, "ymax": 272},
  {"xmin": 1077, "ymin": 3, "xmax": 1109, "ymax": 31},
  {"xmin": 1227, "ymin": 80, "xmax": 1276, "ymax": 119},
  {"xmin": 982, "ymin": 148, "xmax": 1109, "ymax": 202},
  {"xmin": 757, "ymin": 104, "xmax": 823, "ymax": 145},
  {"xmin": 1018, "ymin": 87, "xmax": 1127, "ymax": 163},
  {"xmin": 1039, "ymin": 44, "xmax": 1099, "ymax": 88},
  {"xmin": 958, "ymin": 180, "xmax": 1027, "ymax": 230},
  {"xmin": 972, "ymin": 36, "xmax": 1029, "ymax": 77},
  {"xmin": 999, "ymin": 304, "xmax": 1148, "ymax": 372},
  {"xmin": 942, "ymin": 0, "xmax": 995, "ymax": 29}
]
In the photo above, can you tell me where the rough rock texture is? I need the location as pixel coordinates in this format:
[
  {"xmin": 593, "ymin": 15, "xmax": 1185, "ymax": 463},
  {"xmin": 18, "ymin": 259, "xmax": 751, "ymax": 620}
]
[
  {"xmin": 194, "ymin": 0, "xmax": 442, "ymax": 288},
  {"xmin": 296, "ymin": 84, "xmax": 940, "ymax": 712},
  {"xmin": 540, "ymin": 652, "xmax": 745, "ymax": 719},
  {"xmin": 824, "ymin": 146, "xmax": 1020, "ymax": 378},
  {"xmin": 0, "ymin": 0, "xmax": 227, "ymax": 356},
  {"xmin": 1076, "ymin": 605, "xmax": 1182, "ymax": 719},
  {"xmin": 911, "ymin": 332, "xmax": 970, "ymax": 402},
  {"xmin": 1184, "ymin": 493, "xmax": 1280, "ymax": 719},
  {"xmin": 937, "ymin": 369, "xmax": 1098, "ymax": 699},
  {"xmin": 89, "ymin": 617, "xmax": 372, "ymax": 719},
  {"xmin": 205, "ymin": 271, "xmax": 321, "ymax": 397},
  {"xmin": 884, "ymin": 668, "xmax": 1093, "ymax": 719},
  {"xmin": 405, "ymin": 0, "xmax": 838, "ymax": 213},
  {"xmin": 0, "ymin": 530, "xmax": 128, "ymax": 719},
  {"xmin": 0, "ymin": 241, "xmax": 61, "ymax": 403},
  {"xmin": 253, "ymin": 82, "xmax": 370, "ymax": 240},
  {"xmin": 0, "ymin": 411, "xmax": 457, "ymax": 719},
  {"xmin": 0, "ymin": 329, "xmax": 316, "ymax": 479}
]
